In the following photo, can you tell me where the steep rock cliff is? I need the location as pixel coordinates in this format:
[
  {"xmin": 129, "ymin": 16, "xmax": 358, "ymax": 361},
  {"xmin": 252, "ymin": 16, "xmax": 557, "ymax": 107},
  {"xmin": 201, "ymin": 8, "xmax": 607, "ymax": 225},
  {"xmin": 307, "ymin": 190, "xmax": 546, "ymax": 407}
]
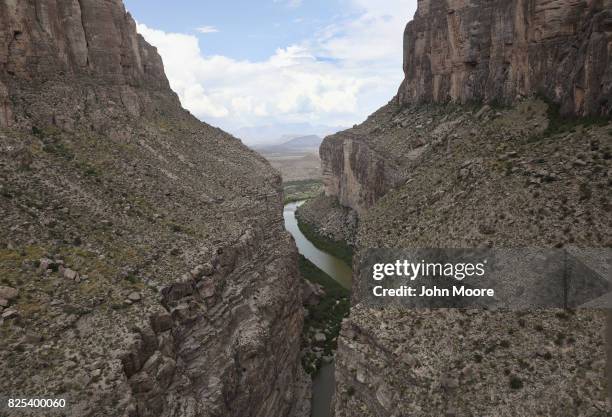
[
  {"xmin": 320, "ymin": 126, "xmax": 394, "ymax": 215},
  {"xmin": 0, "ymin": 1, "xmax": 307, "ymax": 416},
  {"xmin": 320, "ymin": 100, "xmax": 458, "ymax": 213},
  {"xmin": 399, "ymin": 0, "xmax": 612, "ymax": 116},
  {"xmin": 0, "ymin": 0, "xmax": 176, "ymax": 131}
]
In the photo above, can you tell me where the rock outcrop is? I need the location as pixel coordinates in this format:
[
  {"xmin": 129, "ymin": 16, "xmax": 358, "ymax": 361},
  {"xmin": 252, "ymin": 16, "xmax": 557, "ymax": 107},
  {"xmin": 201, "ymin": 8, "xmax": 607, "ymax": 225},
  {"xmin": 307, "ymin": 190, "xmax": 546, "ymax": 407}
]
[
  {"xmin": 0, "ymin": 0, "xmax": 175, "ymax": 131},
  {"xmin": 295, "ymin": 195, "xmax": 358, "ymax": 246},
  {"xmin": 320, "ymin": 101, "xmax": 443, "ymax": 213},
  {"xmin": 0, "ymin": 1, "xmax": 306, "ymax": 416},
  {"xmin": 320, "ymin": 127, "xmax": 395, "ymax": 215},
  {"xmin": 399, "ymin": 0, "xmax": 612, "ymax": 117}
]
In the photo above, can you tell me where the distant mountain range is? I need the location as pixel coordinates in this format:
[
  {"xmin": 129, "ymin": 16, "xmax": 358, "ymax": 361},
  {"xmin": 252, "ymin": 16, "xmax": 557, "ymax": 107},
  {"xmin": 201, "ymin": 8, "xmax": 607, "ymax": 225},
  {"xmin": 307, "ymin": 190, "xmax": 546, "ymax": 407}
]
[
  {"xmin": 231, "ymin": 123, "xmax": 344, "ymax": 147},
  {"xmin": 254, "ymin": 135, "xmax": 323, "ymax": 154},
  {"xmin": 282, "ymin": 135, "xmax": 322, "ymax": 148}
]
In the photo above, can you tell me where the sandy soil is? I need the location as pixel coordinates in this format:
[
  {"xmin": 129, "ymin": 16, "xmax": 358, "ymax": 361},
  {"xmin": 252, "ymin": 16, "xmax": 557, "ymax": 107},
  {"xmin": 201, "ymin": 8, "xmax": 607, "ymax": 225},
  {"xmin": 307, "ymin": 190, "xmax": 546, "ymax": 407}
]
[{"xmin": 261, "ymin": 150, "xmax": 322, "ymax": 182}]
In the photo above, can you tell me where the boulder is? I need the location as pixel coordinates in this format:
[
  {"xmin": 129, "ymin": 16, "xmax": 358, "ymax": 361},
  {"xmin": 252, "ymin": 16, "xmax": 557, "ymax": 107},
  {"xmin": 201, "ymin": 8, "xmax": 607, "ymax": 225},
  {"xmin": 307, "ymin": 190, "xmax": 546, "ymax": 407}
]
[
  {"xmin": 2, "ymin": 308, "xmax": 19, "ymax": 320},
  {"xmin": 128, "ymin": 292, "xmax": 142, "ymax": 302},
  {"xmin": 314, "ymin": 333, "xmax": 327, "ymax": 343},
  {"xmin": 150, "ymin": 311, "xmax": 173, "ymax": 333},
  {"xmin": 201, "ymin": 262, "xmax": 215, "ymax": 276},
  {"xmin": 0, "ymin": 286, "xmax": 18, "ymax": 301},
  {"xmin": 197, "ymin": 279, "xmax": 215, "ymax": 299},
  {"xmin": 301, "ymin": 280, "xmax": 325, "ymax": 306},
  {"xmin": 63, "ymin": 268, "xmax": 79, "ymax": 280},
  {"xmin": 39, "ymin": 258, "xmax": 55, "ymax": 271}
]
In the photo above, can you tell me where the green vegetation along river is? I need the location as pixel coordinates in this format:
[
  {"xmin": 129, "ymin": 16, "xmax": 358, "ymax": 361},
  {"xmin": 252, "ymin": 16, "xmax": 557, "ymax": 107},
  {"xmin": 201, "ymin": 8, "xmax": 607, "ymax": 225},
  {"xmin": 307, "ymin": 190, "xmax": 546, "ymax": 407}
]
[
  {"xmin": 283, "ymin": 201, "xmax": 352, "ymax": 417},
  {"xmin": 284, "ymin": 201, "xmax": 352, "ymax": 289}
]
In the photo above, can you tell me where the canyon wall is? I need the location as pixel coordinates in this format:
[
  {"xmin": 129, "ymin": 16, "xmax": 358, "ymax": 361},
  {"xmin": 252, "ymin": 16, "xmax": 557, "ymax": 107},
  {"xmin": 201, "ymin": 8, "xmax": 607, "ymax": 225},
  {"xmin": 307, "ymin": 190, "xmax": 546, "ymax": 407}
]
[
  {"xmin": 320, "ymin": 0, "xmax": 612, "ymax": 415},
  {"xmin": 323, "ymin": 0, "xmax": 612, "ymax": 214},
  {"xmin": 320, "ymin": 127, "xmax": 394, "ymax": 215},
  {"xmin": 399, "ymin": 0, "xmax": 612, "ymax": 117},
  {"xmin": 320, "ymin": 102, "xmax": 456, "ymax": 213},
  {"xmin": 0, "ymin": 0, "xmax": 177, "ymax": 131},
  {"xmin": 331, "ymin": 100, "xmax": 612, "ymax": 416},
  {"xmin": 0, "ymin": 1, "xmax": 307, "ymax": 416}
]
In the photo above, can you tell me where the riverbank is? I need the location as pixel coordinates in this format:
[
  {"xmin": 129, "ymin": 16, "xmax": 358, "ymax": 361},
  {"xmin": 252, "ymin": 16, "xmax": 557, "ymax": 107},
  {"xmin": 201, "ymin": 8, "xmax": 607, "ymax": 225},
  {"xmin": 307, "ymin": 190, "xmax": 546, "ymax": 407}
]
[
  {"xmin": 299, "ymin": 255, "xmax": 350, "ymax": 375},
  {"xmin": 283, "ymin": 201, "xmax": 353, "ymax": 417},
  {"xmin": 283, "ymin": 180, "xmax": 324, "ymax": 204},
  {"xmin": 296, "ymin": 217, "xmax": 354, "ymax": 267},
  {"xmin": 284, "ymin": 202, "xmax": 352, "ymax": 289},
  {"xmin": 297, "ymin": 219, "xmax": 353, "ymax": 266},
  {"xmin": 295, "ymin": 196, "xmax": 357, "ymax": 265}
]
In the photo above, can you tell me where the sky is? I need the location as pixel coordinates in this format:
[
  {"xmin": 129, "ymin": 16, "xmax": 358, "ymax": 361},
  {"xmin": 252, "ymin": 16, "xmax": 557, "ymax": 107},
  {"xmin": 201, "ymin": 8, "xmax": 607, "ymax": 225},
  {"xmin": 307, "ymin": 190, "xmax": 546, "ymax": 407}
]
[{"xmin": 123, "ymin": 0, "xmax": 418, "ymax": 143}]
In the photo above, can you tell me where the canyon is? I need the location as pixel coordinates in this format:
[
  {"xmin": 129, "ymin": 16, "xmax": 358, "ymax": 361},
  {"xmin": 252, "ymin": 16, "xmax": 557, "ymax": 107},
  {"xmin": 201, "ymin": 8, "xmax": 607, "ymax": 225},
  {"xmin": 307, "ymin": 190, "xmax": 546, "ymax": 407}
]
[
  {"xmin": 1, "ymin": 0, "xmax": 612, "ymax": 416},
  {"xmin": 303, "ymin": 0, "xmax": 612, "ymax": 415},
  {"xmin": 0, "ymin": 1, "xmax": 307, "ymax": 416}
]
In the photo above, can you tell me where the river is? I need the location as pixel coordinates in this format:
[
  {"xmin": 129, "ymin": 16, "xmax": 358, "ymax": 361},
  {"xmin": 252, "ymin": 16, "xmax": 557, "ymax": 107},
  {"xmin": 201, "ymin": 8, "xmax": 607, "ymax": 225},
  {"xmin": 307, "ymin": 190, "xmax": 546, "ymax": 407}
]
[
  {"xmin": 283, "ymin": 201, "xmax": 352, "ymax": 417},
  {"xmin": 283, "ymin": 201, "xmax": 352, "ymax": 289}
]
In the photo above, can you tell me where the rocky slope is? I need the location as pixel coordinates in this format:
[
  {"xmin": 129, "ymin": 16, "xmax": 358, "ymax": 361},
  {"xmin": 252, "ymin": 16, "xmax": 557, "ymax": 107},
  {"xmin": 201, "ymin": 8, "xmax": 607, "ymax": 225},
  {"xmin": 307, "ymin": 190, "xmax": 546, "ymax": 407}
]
[
  {"xmin": 331, "ymin": 99, "xmax": 612, "ymax": 416},
  {"xmin": 295, "ymin": 196, "xmax": 357, "ymax": 246},
  {"xmin": 0, "ymin": 1, "xmax": 307, "ymax": 416},
  {"xmin": 317, "ymin": 1, "xmax": 612, "ymax": 416}
]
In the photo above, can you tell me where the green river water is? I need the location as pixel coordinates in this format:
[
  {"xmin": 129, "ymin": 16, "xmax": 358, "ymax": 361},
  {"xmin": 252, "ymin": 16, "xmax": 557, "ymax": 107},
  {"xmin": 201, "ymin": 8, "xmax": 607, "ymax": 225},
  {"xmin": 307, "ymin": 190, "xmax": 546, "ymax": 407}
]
[{"xmin": 283, "ymin": 201, "xmax": 352, "ymax": 417}]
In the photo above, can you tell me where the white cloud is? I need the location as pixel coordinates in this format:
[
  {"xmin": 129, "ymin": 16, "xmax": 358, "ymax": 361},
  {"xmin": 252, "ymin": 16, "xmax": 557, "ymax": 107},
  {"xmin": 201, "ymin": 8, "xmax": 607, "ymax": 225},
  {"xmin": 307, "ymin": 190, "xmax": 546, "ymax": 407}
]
[
  {"xmin": 196, "ymin": 26, "xmax": 219, "ymax": 34},
  {"xmin": 136, "ymin": 0, "xmax": 418, "ymax": 140},
  {"xmin": 313, "ymin": 0, "xmax": 416, "ymax": 63}
]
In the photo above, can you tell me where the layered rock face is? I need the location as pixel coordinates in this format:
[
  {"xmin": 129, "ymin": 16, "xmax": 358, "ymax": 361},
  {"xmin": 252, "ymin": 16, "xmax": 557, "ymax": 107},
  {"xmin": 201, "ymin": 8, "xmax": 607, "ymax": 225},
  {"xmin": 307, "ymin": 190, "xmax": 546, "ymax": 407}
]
[
  {"xmin": 0, "ymin": 1, "xmax": 306, "ymax": 416},
  {"xmin": 320, "ymin": 102, "xmax": 443, "ymax": 214},
  {"xmin": 0, "ymin": 0, "xmax": 175, "ymax": 131},
  {"xmin": 321, "ymin": 127, "xmax": 397, "ymax": 215},
  {"xmin": 399, "ymin": 0, "xmax": 612, "ymax": 116}
]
